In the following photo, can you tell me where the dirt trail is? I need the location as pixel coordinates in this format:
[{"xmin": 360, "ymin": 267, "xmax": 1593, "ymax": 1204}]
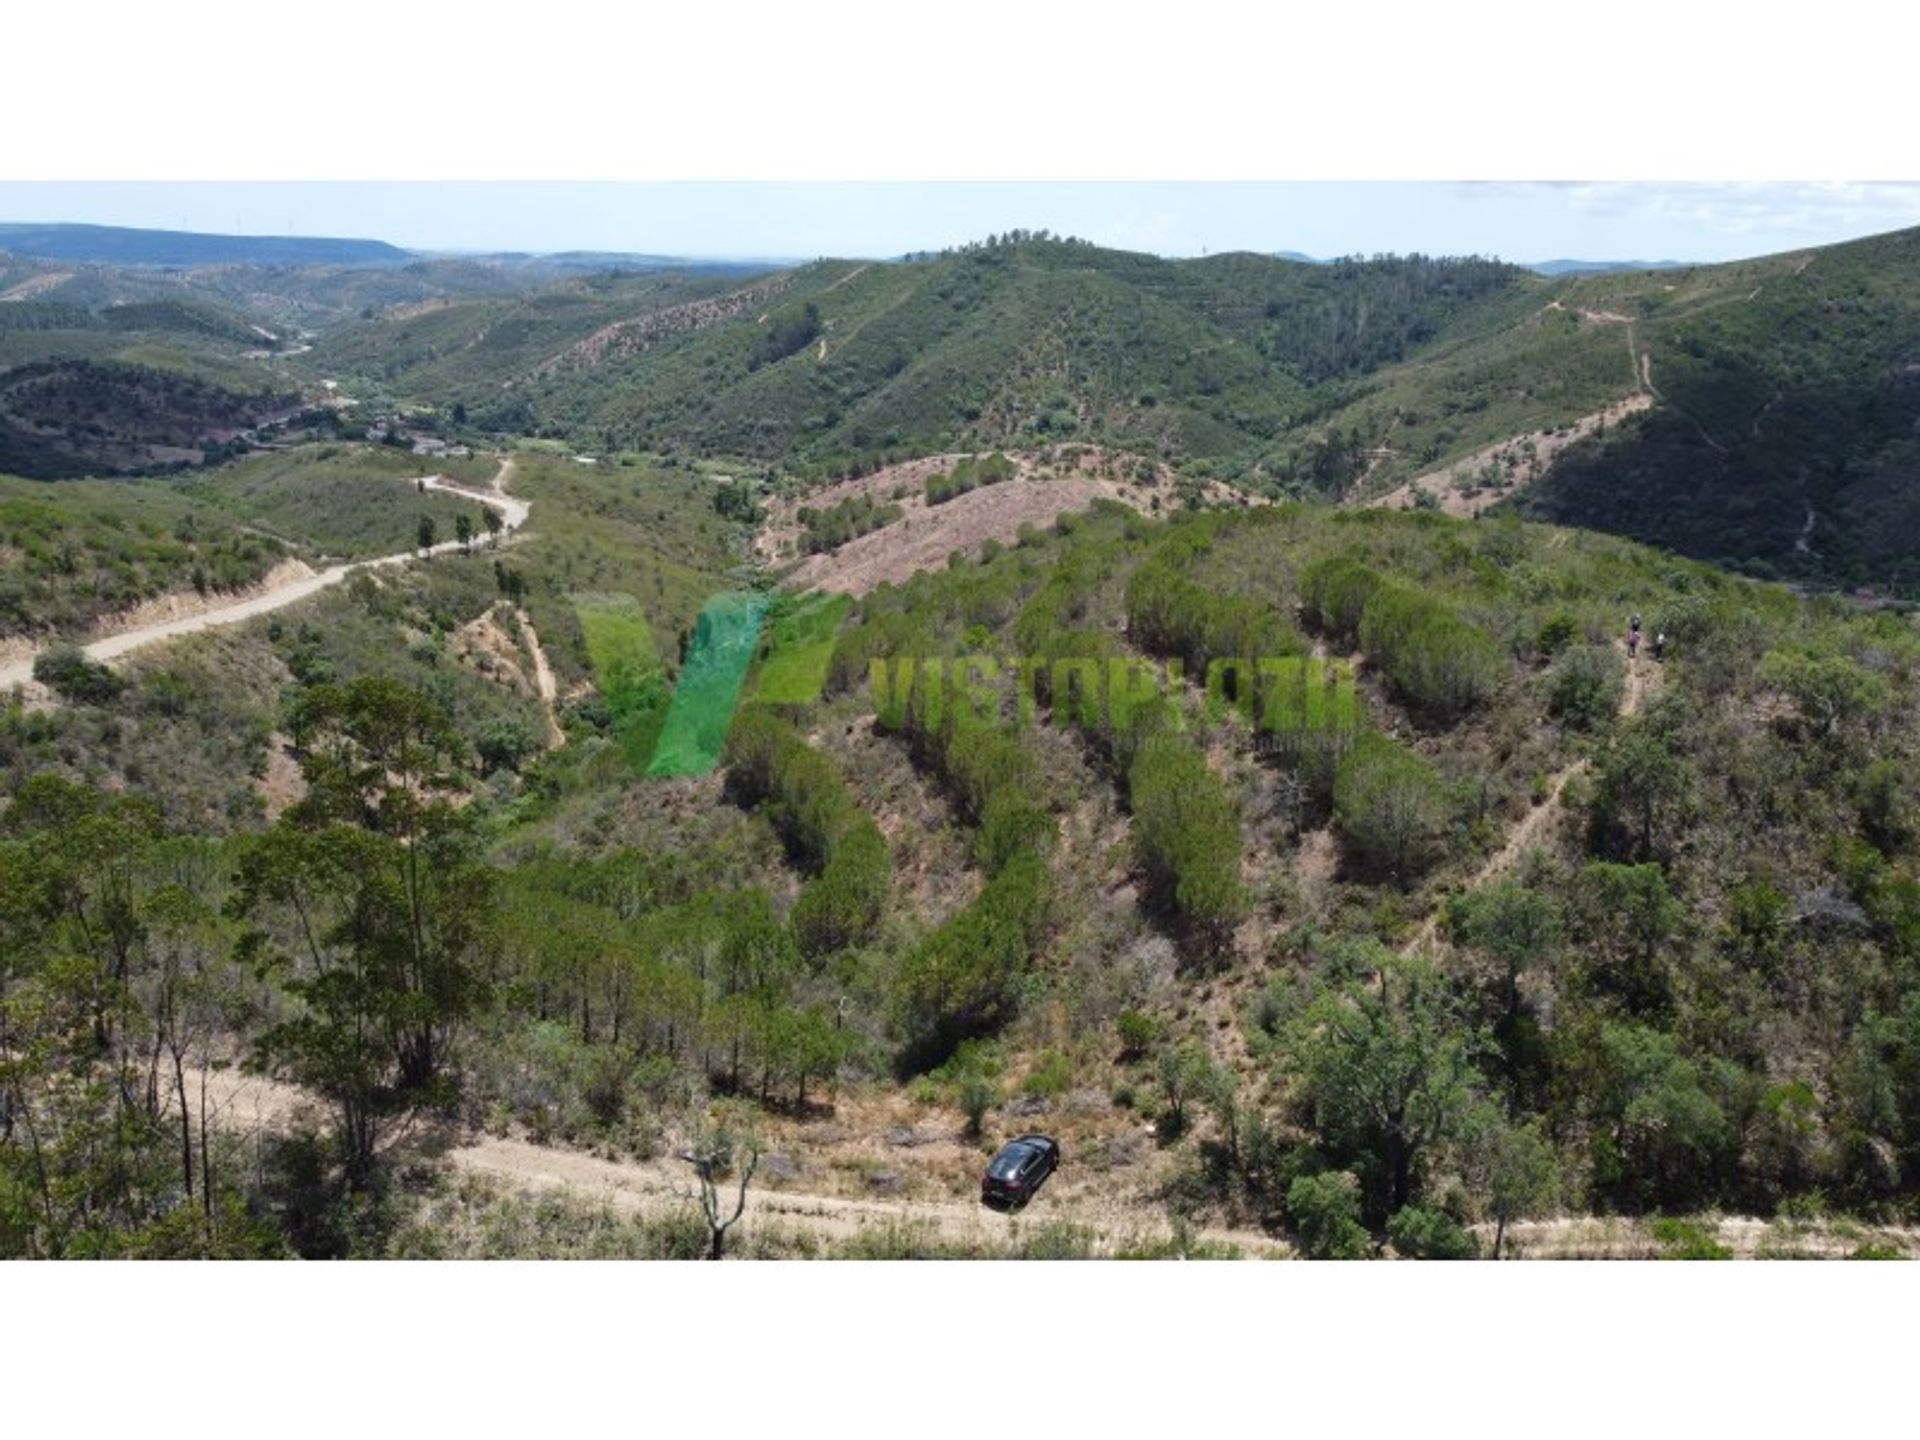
[
  {"xmin": 0, "ymin": 457, "xmax": 526, "ymax": 691},
  {"xmin": 194, "ymin": 1067, "xmax": 1288, "ymax": 1257},
  {"xmin": 1403, "ymin": 643, "xmax": 1658, "ymax": 954},
  {"xmin": 185, "ymin": 1065, "xmax": 1917, "ymax": 1258},
  {"xmin": 514, "ymin": 604, "xmax": 565, "ymax": 748}
]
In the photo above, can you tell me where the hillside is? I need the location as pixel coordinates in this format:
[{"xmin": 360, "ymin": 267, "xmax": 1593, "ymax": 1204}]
[
  {"xmin": 9, "ymin": 224, "xmax": 1920, "ymax": 1263},
  {"xmin": 308, "ymin": 238, "xmax": 1571, "ymax": 481},
  {"xmin": 1514, "ymin": 226, "xmax": 1920, "ymax": 591},
  {"xmin": 9, "ymin": 431, "xmax": 1920, "ymax": 1258},
  {"xmin": 289, "ymin": 226, "xmax": 1920, "ymax": 597}
]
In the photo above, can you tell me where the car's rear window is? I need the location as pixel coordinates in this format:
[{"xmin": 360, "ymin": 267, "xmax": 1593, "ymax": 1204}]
[{"xmin": 989, "ymin": 1146, "xmax": 1033, "ymax": 1178}]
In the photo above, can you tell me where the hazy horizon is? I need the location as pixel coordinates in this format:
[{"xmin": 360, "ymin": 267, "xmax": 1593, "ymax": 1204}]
[{"xmin": 5, "ymin": 182, "xmax": 1920, "ymax": 264}]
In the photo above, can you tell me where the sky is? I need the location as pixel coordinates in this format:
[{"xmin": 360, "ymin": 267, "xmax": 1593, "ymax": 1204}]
[{"xmin": 3, "ymin": 182, "xmax": 1919, "ymax": 264}]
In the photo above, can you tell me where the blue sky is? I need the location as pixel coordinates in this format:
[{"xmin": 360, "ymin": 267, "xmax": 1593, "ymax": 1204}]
[{"xmin": 3, "ymin": 182, "xmax": 1919, "ymax": 263}]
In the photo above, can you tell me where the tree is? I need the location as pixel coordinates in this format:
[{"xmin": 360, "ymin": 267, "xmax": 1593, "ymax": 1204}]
[
  {"xmin": 455, "ymin": 512, "xmax": 474, "ymax": 553},
  {"xmin": 1287, "ymin": 951, "xmax": 1483, "ymax": 1216},
  {"xmin": 1589, "ymin": 723, "xmax": 1695, "ymax": 862},
  {"xmin": 1569, "ymin": 863, "xmax": 1681, "ymax": 1015},
  {"xmin": 1449, "ymin": 881, "xmax": 1561, "ymax": 1024},
  {"xmin": 483, "ymin": 505, "xmax": 504, "ymax": 549},
  {"xmin": 682, "ymin": 1113, "xmax": 761, "ymax": 1260},
  {"xmin": 1332, "ymin": 733, "xmax": 1447, "ymax": 888},
  {"xmin": 957, "ymin": 1069, "xmax": 999, "ymax": 1137},
  {"xmin": 233, "ymin": 677, "xmax": 493, "ymax": 1184},
  {"xmin": 416, "ymin": 514, "xmax": 437, "ymax": 555},
  {"xmin": 1472, "ymin": 1112, "xmax": 1559, "ymax": 1259},
  {"xmin": 1157, "ymin": 1041, "xmax": 1218, "ymax": 1138},
  {"xmin": 1758, "ymin": 649, "xmax": 1894, "ymax": 741}
]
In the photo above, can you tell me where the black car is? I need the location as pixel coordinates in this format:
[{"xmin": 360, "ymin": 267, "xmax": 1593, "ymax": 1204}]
[{"xmin": 981, "ymin": 1134, "xmax": 1061, "ymax": 1207}]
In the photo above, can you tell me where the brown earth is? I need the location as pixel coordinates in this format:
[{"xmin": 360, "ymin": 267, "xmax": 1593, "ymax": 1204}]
[
  {"xmin": 189, "ymin": 1066, "xmax": 1290, "ymax": 1258},
  {"xmin": 1368, "ymin": 393, "xmax": 1652, "ymax": 517},
  {"xmin": 762, "ymin": 446, "xmax": 1247, "ymax": 597}
]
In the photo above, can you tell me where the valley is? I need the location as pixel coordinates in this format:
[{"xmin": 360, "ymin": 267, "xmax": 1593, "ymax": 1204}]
[{"xmin": 6, "ymin": 220, "xmax": 1920, "ymax": 1261}]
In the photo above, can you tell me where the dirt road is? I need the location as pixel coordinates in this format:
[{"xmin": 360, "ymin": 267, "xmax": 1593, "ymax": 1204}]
[
  {"xmin": 0, "ymin": 459, "xmax": 526, "ymax": 692},
  {"xmin": 196, "ymin": 1067, "xmax": 1289, "ymax": 1257}
]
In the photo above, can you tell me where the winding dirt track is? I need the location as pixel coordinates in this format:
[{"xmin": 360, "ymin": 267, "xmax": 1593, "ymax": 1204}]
[
  {"xmin": 1402, "ymin": 643, "xmax": 1657, "ymax": 955},
  {"xmin": 0, "ymin": 458, "xmax": 524, "ymax": 691}
]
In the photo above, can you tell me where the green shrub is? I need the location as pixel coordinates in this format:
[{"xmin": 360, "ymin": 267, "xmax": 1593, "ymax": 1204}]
[
  {"xmin": 1286, "ymin": 1171, "xmax": 1373, "ymax": 1259},
  {"xmin": 1536, "ymin": 611, "xmax": 1578, "ymax": 657},
  {"xmin": 1387, "ymin": 1205, "xmax": 1480, "ymax": 1259},
  {"xmin": 723, "ymin": 708, "xmax": 890, "ymax": 957},
  {"xmin": 892, "ymin": 850, "xmax": 1051, "ymax": 1069},
  {"xmin": 1300, "ymin": 555, "xmax": 1384, "ymax": 645},
  {"xmin": 1333, "ymin": 733, "xmax": 1447, "ymax": 887},
  {"xmin": 1022, "ymin": 1049, "xmax": 1074, "ymax": 1098},
  {"xmin": 1650, "ymin": 1217, "xmax": 1733, "ymax": 1260},
  {"xmin": 1116, "ymin": 1009, "xmax": 1157, "ymax": 1059},
  {"xmin": 32, "ymin": 645, "xmax": 125, "ymax": 705},
  {"xmin": 1357, "ymin": 580, "xmax": 1502, "ymax": 716},
  {"xmin": 1127, "ymin": 711, "xmax": 1248, "ymax": 939},
  {"xmin": 1543, "ymin": 643, "xmax": 1625, "ymax": 729},
  {"xmin": 926, "ymin": 451, "xmax": 1016, "ymax": 505}
]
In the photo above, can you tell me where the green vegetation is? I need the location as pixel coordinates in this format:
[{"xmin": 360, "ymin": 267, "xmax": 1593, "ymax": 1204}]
[
  {"xmin": 574, "ymin": 592, "xmax": 670, "ymax": 768},
  {"xmin": 176, "ymin": 445, "xmax": 494, "ymax": 559},
  {"xmin": 1519, "ymin": 227, "xmax": 1920, "ymax": 592},
  {"xmin": 925, "ymin": 451, "xmax": 1015, "ymax": 505},
  {"xmin": 0, "ymin": 358, "xmax": 297, "ymax": 478},
  {"xmin": 0, "ymin": 471, "xmax": 284, "ymax": 639},
  {"xmin": 796, "ymin": 493, "xmax": 902, "ymax": 553},
  {"xmin": 15, "ymin": 222, "xmax": 1920, "ymax": 1262},
  {"xmin": 722, "ymin": 708, "xmax": 891, "ymax": 958}
]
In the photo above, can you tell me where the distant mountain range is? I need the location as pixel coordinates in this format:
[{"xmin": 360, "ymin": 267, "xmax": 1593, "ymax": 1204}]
[
  {"xmin": 1276, "ymin": 250, "xmax": 1688, "ymax": 275},
  {"xmin": 1526, "ymin": 258, "xmax": 1688, "ymax": 276},
  {"xmin": 0, "ymin": 223, "xmax": 412, "ymax": 268}
]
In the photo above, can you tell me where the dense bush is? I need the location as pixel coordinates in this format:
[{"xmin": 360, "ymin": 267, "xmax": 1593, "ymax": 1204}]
[
  {"xmin": 1543, "ymin": 643, "xmax": 1625, "ymax": 729},
  {"xmin": 32, "ymin": 644, "xmax": 125, "ymax": 705},
  {"xmin": 1301, "ymin": 555, "xmax": 1501, "ymax": 717},
  {"xmin": 1125, "ymin": 701, "xmax": 1249, "ymax": 941},
  {"xmin": 1387, "ymin": 1205, "xmax": 1480, "ymax": 1259},
  {"xmin": 1332, "ymin": 732, "xmax": 1448, "ymax": 886},
  {"xmin": 722, "ymin": 708, "xmax": 890, "ymax": 958},
  {"xmin": 1356, "ymin": 581, "xmax": 1503, "ymax": 717},
  {"xmin": 1124, "ymin": 557, "xmax": 1307, "ymax": 713},
  {"xmin": 925, "ymin": 451, "xmax": 1015, "ymax": 505},
  {"xmin": 796, "ymin": 493, "xmax": 902, "ymax": 553},
  {"xmin": 892, "ymin": 849, "xmax": 1051, "ymax": 1069},
  {"xmin": 1286, "ymin": 1172, "xmax": 1372, "ymax": 1259}
]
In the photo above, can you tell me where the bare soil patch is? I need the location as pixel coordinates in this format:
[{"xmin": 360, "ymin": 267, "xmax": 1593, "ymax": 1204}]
[
  {"xmin": 761, "ymin": 446, "xmax": 1244, "ymax": 597},
  {"xmin": 1369, "ymin": 394, "xmax": 1651, "ymax": 517}
]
